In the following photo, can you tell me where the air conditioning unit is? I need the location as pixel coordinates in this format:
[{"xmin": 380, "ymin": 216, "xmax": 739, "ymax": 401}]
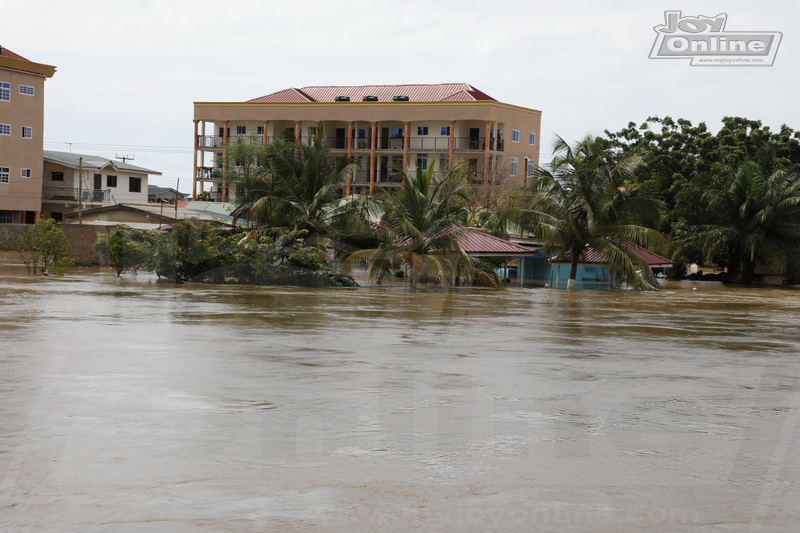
[
  {"xmin": 334, "ymin": 96, "xmax": 350, "ymax": 102},
  {"xmin": 392, "ymin": 95, "xmax": 409, "ymax": 101},
  {"xmin": 362, "ymin": 95, "xmax": 378, "ymax": 101}
]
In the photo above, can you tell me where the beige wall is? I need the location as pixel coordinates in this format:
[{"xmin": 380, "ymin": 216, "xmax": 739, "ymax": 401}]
[
  {"xmin": 194, "ymin": 100, "xmax": 542, "ymax": 187},
  {"xmin": 0, "ymin": 64, "xmax": 48, "ymax": 215}
]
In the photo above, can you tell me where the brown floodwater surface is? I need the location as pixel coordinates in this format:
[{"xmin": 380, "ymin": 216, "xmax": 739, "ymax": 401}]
[{"xmin": 1, "ymin": 253, "xmax": 799, "ymax": 532}]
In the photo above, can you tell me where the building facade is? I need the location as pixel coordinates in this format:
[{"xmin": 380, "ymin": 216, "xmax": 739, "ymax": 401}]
[
  {"xmin": 42, "ymin": 151, "xmax": 160, "ymax": 221},
  {"xmin": 0, "ymin": 46, "xmax": 56, "ymax": 223},
  {"xmin": 193, "ymin": 83, "xmax": 541, "ymax": 201}
]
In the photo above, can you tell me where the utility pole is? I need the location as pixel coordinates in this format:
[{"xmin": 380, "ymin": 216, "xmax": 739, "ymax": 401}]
[
  {"xmin": 116, "ymin": 154, "xmax": 134, "ymax": 163},
  {"xmin": 78, "ymin": 157, "xmax": 83, "ymax": 225}
]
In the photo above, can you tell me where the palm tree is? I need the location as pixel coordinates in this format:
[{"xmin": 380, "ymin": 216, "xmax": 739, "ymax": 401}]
[
  {"xmin": 501, "ymin": 135, "xmax": 668, "ymax": 290},
  {"xmin": 348, "ymin": 164, "xmax": 500, "ymax": 289},
  {"xmin": 693, "ymin": 160, "xmax": 800, "ymax": 283},
  {"xmin": 234, "ymin": 136, "xmax": 360, "ymax": 249}
]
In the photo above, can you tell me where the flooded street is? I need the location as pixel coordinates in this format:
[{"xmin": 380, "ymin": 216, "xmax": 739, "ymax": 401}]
[{"xmin": 1, "ymin": 253, "xmax": 799, "ymax": 532}]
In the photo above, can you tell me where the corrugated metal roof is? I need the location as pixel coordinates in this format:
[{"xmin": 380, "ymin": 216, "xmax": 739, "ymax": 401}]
[
  {"xmin": 248, "ymin": 83, "xmax": 496, "ymax": 103},
  {"xmin": 552, "ymin": 242, "xmax": 672, "ymax": 267},
  {"xmin": 43, "ymin": 151, "xmax": 162, "ymax": 175},
  {"xmin": 457, "ymin": 231, "xmax": 535, "ymax": 255},
  {"xmin": 0, "ymin": 46, "xmax": 28, "ymax": 61}
]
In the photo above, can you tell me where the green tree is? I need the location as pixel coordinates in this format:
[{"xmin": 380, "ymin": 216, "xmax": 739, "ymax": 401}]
[
  {"xmin": 234, "ymin": 136, "xmax": 360, "ymax": 249},
  {"xmin": 94, "ymin": 225, "xmax": 162, "ymax": 276},
  {"xmin": 348, "ymin": 164, "xmax": 500, "ymax": 289},
  {"xmin": 689, "ymin": 160, "xmax": 800, "ymax": 283},
  {"xmin": 13, "ymin": 218, "xmax": 74, "ymax": 275},
  {"xmin": 502, "ymin": 135, "xmax": 668, "ymax": 290}
]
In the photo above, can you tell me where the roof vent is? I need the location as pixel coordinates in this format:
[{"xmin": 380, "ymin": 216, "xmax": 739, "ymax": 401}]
[
  {"xmin": 334, "ymin": 96, "xmax": 350, "ymax": 102},
  {"xmin": 362, "ymin": 95, "xmax": 379, "ymax": 101},
  {"xmin": 392, "ymin": 95, "xmax": 409, "ymax": 102}
]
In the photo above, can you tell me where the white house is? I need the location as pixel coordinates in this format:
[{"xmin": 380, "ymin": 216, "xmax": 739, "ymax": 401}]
[{"xmin": 42, "ymin": 151, "xmax": 161, "ymax": 221}]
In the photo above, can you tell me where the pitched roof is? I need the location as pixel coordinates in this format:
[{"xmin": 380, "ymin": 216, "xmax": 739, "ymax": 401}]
[
  {"xmin": 552, "ymin": 242, "xmax": 672, "ymax": 267},
  {"xmin": 0, "ymin": 46, "xmax": 28, "ymax": 61},
  {"xmin": 456, "ymin": 231, "xmax": 536, "ymax": 256},
  {"xmin": 248, "ymin": 83, "xmax": 496, "ymax": 103},
  {"xmin": 44, "ymin": 151, "xmax": 162, "ymax": 175}
]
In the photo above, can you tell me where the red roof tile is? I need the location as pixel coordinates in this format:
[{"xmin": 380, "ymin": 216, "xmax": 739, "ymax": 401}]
[
  {"xmin": 457, "ymin": 231, "xmax": 535, "ymax": 255},
  {"xmin": 552, "ymin": 242, "xmax": 672, "ymax": 267},
  {"xmin": 248, "ymin": 83, "xmax": 496, "ymax": 103},
  {"xmin": 0, "ymin": 46, "xmax": 28, "ymax": 61}
]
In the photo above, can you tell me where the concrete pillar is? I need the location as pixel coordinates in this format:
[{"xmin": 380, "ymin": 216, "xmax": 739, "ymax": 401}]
[
  {"xmin": 484, "ymin": 121, "xmax": 491, "ymax": 185},
  {"xmin": 346, "ymin": 121, "xmax": 353, "ymax": 196},
  {"xmin": 369, "ymin": 122, "xmax": 377, "ymax": 194},
  {"xmin": 192, "ymin": 119, "xmax": 199, "ymax": 200},
  {"xmin": 222, "ymin": 120, "xmax": 229, "ymax": 202}
]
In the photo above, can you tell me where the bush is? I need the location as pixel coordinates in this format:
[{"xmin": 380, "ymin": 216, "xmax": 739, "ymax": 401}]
[
  {"xmin": 94, "ymin": 225, "xmax": 164, "ymax": 276},
  {"xmin": 13, "ymin": 219, "xmax": 74, "ymax": 275}
]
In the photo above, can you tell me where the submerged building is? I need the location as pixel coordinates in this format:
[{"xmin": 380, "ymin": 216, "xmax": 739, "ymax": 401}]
[
  {"xmin": 192, "ymin": 83, "xmax": 541, "ymax": 201},
  {"xmin": 0, "ymin": 46, "xmax": 56, "ymax": 223}
]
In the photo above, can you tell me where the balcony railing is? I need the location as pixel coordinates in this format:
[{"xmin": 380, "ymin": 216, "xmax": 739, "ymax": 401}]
[
  {"xmin": 197, "ymin": 134, "xmax": 504, "ymax": 152},
  {"xmin": 42, "ymin": 187, "xmax": 108, "ymax": 202}
]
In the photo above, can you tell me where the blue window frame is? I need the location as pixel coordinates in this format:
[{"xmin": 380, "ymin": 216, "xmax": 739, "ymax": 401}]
[
  {"xmin": 0, "ymin": 124, "xmax": 10, "ymax": 136},
  {"xmin": 510, "ymin": 157, "xmax": 518, "ymax": 176},
  {"xmin": 529, "ymin": 133, "xmax": 536, "ymax": 145},
  {"xmin": 19, "ymin": 85, "xmax": 34, "ymax": 96},
  {"xmin": 417, "ymin": 126, "xmax": 428, "ymax": 136},
  {"xmin": 0, "ymin": 82, "xmax": 9, "ymax": 101},
  {"xmin": 511, "ymin": 130, "xmax": 520, "ymax": 143},
  {"xmin": 441, "ymin": 126, "xmax": 450, "ymax": 136}
]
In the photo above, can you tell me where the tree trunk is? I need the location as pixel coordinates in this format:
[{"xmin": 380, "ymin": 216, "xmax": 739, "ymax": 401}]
[
  {"xmin": 567, "ymin": 249, "xmax": 580, "ymax": 289},
  {"xmin": 741, "ymin": 258, "xmax": 756, "ymax": 284}
]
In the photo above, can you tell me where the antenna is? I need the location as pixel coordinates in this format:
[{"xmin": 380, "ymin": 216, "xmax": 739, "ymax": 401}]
[{"xmin": 116, "ymin": 154, "xmax": 134, "ymax": 163}]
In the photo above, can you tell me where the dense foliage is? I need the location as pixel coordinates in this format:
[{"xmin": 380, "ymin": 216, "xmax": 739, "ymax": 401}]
[
  {"xmin": 605, "ymin": 116, "xmax": 800, "ymax": 281},
  {"xmin": 94, "ymin": 222, "xmax": 356, "ymax": 287},
  {"xmin": 13, "ymin": 218, "xmax": 74, "ymax": 275}
]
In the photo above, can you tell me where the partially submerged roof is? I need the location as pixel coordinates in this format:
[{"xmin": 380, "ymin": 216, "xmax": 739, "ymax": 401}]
[
  {"xmin": 552, "ymin": 242, "xmax": 673, "ymax": 268},
  {"xmin": 44, "ymin": 151, "xmax": 162, "ymax": 175},
  {"xmin": 457, "ymin": 231, "xmax": 536, "ymax": 256},
  {"xmin": 148, "ymin": 185, "xmax": 188, "ymax": 197},
  {"xmin": 248, "ymin": 83, "xmax": 496, "ymax": 103},
  {"xmin": 63, "ymin": 203, "xmax": 221, "ymax": 224}
]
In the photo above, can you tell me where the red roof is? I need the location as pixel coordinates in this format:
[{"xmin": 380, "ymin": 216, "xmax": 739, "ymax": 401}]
[
  {"xmin": 248, "ymin": 83, "xmax": 496, "ymax": 103},
  {"xmin": 0, "ymin": 46, "xmax": 28, "ymax": 61},
  {"xmin": 457, "ymin": 231, "xmax": 535, "ymax": 255},
  {"xmin": 552, "ymin": 242, "xmax": 672, "ymax": 267}
]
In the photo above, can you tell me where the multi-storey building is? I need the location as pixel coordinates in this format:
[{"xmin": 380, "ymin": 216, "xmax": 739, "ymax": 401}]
[
  {"xmin": 193, "ymin": 83, "xmax": 541, "ymax": 201},
  {"xmin": 0, "ymin": 46, "xmax": 56, "ymax": 223},
  {"xmin": 42, "ymin": 151, "xmax": 160, "ymax": 221}
]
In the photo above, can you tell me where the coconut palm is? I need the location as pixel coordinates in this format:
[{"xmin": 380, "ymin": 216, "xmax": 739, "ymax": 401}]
[
  {"xmin": 234, "ymin": 136, "xmax": 360, "ymax": 248},
  {"xmin": 693, "ymin": 160, "xmax": 800, "ymax": 283},
  {"xmin": 348, "ymin": 164, "xmax": 500, "ymax": 289},
  {"xmin": 501, "ymin": 134, "xmax": 669, "ymax": 290}
]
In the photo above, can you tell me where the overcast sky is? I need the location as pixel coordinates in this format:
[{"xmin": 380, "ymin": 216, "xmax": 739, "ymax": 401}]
[{"xmin": 5, "ymin": 0, "xmax": 798, "ymax": 189}]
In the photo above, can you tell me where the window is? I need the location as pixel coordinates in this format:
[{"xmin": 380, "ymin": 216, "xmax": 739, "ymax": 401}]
[
  {"xmin": 256, "ymin": 126, "xmax": 264, "ymax": 135},
  {"xmin": 391, "ymin": 127, "xmax": 404, "ymax": 139},
  {"xmin": 529, "ymin": 133, "xmax": 536, "ymax": 145},
  {"xmin": 511, "ymin": 130, "xmax": 520, "ymax": 143},
  {"xmin": 417, "ymin": 153, "xmax": 428, "ymax": 170},
  {"xmin": 526, "ymin": 158, "xmax": 536, "ymax": 178},
  {"xmin": 236, "ymin": 125, "xmax": 246, "ymax": 135},
  {"xmin": 19, "ymin": 85, "xmax": 35, "ymax": 96},
  {"xmin": 0, "ymin": 82, "xmax": 9, "ymax": 101},
  {"xmin": 417, "ymin": 126, "xmax": 428, "ymax": 136},
  {"xmin": 439, "ymin": 154, "xmax": 449, "ymax": 170},
  {"xmin": 0, "ymin": 210, "xmax": 12, "ymax": 223},
  {"xmin": 129, "ymin": 177, "xmax": 142, "ymax": 193},
  {"xmin": 0, "ymin": 124, "xmax": 10, "ymax": 136},
  {"xmin": 107, "ymin": 175, "xmax": 117, "ymax": 187},
  {"xmin": 21, "ymin": 168, "xmax": 31, "ymax": 178},
  {"xmin": 441, "ymin": 126, "xmax": 450, "ymax": 136},
  {"xmin": 51, "ymin": 212, "xmax": 63, "ymax": 222},
  {"xmin": 0, "ymin": 167, "xmax": 9, "ymax": 183},
  {"xmin": 22, "ymin": 126, "xmax": 32, "ymax": 138},
  {"xmin": 308, "ymin": 126, "xmax": 317, "ymax": 138},
  {"xmin": 510, "ymin": 157, "xmax": 518, "ymax": 177},
  {"xmin": 51, "ymin": 171, "xmax": 64, "ymax": 182}
]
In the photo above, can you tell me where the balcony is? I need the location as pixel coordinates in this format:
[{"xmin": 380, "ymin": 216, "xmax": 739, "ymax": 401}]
[{"xmin": 43, "ymin": 187, "xmax": 108, "ymax": 203}]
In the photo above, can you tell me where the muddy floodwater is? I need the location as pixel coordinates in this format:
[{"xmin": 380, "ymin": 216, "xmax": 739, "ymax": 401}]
[{"xmin": 1, "ymin": 253, "xmax": 799, "ymax": 532}]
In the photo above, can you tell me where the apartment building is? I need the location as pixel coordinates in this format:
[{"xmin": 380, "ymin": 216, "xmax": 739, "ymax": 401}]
[
  {"xmin": 193, "ymin": 83, "xmax": 541, "ymax": 201},
  {"xmin": 0, "ymin": 46, "xmax": 56, "ymax": 223}
]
